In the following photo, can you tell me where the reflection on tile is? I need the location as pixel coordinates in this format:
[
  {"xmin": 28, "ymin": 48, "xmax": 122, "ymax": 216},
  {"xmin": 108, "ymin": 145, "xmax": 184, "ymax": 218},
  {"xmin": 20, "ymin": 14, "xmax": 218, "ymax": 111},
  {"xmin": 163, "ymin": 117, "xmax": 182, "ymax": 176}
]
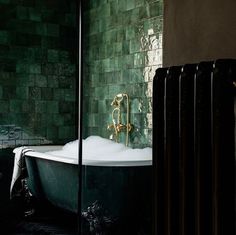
[{"xmin": 83, "ymin": 0, "xmax": 163, "ymax": 147}]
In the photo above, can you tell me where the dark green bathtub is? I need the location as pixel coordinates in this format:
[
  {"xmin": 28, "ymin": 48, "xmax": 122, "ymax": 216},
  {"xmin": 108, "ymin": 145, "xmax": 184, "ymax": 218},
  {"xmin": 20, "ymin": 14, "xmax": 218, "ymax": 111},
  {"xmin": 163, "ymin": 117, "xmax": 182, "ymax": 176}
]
[{"xmin": 23, "ymin": 146, "xmax": 152, "ymax": 234}]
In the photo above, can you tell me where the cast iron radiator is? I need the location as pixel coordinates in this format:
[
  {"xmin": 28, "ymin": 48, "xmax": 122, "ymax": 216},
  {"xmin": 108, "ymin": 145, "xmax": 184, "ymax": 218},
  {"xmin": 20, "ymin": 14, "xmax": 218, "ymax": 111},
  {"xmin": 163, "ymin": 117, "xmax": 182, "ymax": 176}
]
[{"xmin": 152, "ymin": 59, "xmax": 235, "ymax": 235}]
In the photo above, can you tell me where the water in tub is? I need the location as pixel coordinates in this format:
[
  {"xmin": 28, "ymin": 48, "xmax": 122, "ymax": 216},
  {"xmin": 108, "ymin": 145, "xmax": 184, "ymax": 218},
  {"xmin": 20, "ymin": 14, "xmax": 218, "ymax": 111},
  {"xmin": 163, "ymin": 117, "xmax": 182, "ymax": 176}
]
[{"xmin": 46, "ymin": 135, "xmax": 152, "ymax": 165}]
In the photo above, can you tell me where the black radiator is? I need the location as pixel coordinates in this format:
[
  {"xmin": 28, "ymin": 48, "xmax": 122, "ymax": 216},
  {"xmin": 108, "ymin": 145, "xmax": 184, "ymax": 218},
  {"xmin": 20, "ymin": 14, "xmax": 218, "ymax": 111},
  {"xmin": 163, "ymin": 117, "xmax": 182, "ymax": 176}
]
[{"xmin": 152, "ymin": 59, "xmax": 235, "ymax": 235}]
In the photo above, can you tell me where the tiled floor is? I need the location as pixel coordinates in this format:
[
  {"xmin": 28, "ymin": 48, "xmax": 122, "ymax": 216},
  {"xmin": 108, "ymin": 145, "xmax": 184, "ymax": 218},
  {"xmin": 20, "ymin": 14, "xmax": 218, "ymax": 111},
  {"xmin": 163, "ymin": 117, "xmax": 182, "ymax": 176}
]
[{"xmin": 0, "ymin": 200, "xmax": 78, "ymax": 235}]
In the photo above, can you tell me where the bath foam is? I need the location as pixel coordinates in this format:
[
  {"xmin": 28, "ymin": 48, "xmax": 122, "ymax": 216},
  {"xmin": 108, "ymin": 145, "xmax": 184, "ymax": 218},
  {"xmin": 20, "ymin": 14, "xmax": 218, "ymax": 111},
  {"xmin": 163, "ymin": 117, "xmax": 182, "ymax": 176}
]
[{"xmin": 47, "ymin": 135, "xmax": 152, "ymax": 161}]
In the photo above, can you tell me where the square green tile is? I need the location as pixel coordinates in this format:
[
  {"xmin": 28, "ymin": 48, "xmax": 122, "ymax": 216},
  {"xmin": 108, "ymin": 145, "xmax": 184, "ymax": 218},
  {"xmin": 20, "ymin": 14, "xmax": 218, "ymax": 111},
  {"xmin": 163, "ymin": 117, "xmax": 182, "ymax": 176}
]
[
  {"xmin": 16, "ymin": 86, "xmax": 29, "ymax": 99},
  {"xmin": 0, "ymin": 31, "xmax": 8, "ymax": 44},
  {"xmin": 0, "ymin": 101, "xmax": 9, "ymax": 113}
]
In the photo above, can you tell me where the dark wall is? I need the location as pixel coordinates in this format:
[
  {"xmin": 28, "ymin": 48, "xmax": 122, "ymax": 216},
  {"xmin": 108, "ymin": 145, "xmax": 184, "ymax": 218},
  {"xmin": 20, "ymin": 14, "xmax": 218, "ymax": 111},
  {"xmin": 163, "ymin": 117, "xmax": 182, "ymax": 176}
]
[
  {"xmin": 0, "ymin": 0, "xmax": 77, "ymax": 146},
  {"xmin": 163, "ymin": 0, "xmax": 236, "ymax": 66}
]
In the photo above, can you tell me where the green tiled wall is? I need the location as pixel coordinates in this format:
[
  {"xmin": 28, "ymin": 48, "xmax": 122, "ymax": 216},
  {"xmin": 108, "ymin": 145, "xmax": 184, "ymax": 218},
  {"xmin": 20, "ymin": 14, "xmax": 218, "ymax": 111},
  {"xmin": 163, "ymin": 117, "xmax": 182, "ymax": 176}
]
[
  {"xmin": 83, "ymin": 0, "xmax": 163, "ymax": 147},
  {"xmin": 0, "ymin": 0, "xmax": 77, "ymax": 146}
]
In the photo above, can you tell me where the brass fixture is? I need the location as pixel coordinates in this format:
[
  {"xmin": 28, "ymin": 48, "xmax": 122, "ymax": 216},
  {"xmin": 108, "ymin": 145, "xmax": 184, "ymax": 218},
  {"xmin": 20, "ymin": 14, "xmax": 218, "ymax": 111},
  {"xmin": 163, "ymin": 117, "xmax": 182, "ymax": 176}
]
[{"xmin": 107, "ymin": 93, "xmax": 132, "ymax": 146}]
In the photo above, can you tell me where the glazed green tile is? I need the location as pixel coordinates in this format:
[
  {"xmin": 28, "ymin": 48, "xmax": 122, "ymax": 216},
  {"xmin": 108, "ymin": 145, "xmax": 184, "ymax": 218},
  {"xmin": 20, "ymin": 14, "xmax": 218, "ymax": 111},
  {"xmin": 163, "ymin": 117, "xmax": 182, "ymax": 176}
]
[
  {"xmin": 47, "ymin": 49, "xmax": 59, "ymax": 62},
  {"xmin": 100, "ymin": 3, "xmax": 111, "ymax": 18},
  {"xmin": 109, "ymin": 57, "xmax": 119, "ymax": 71},
  {"xmin": 121, "ymin": 11, "xmax": 131, "ymax": 25},
  {"xmin": 53, "ymin": 115, "xmax": 64, "ymax": 126},
  {"xmin": 121, "ymin": 69, "xmax": 131, "ymax": 82},
  {"xmin": 59, "ymin": 101, "xmax": 74, "ymax": 113},
  {"xmin": 0, "ymin": 31, "xmax": 8, "ymax": 45},
  {"xmin": 0, "ymin": 101, "xmax": 9, "ymax": 113},
  {"xmin": 0, "ymin": 45, "xmax": 9, "ymax": 59},
  {"xmin": 16, "ymin": 86, "xmax": 29, "ymax": 99},
  {"xmin": 125, "ymin": 27, "xmax": 136, "ymax": 40},
  {"xmin": 58, "ymin": 64, "xmax": 75, "ymax": 77},
  {"xmin": 139, "ymin": 4, "xmax": 150, "ymax": 19},
  {"xmin": 102, "ymin": 58, "xmax": 110, "ymax": 72},
  {"xmin": 104, "ymin": 30, "xmax": 117, "ymax": 43},
  {"xmin": 58, "ymin": 126, "xmax": 75, "ymax": 139},
  {"xmin": 98, "ymin": 100, "xmax": 108, "ymax": 114},
  {"xmin": 87, "ymin": 113, "xmax": 99, "ymax": 127},
  {"xmin": 126, "ymin": 0, "xmax": 135, "ymax": 10},
  {"xmin": 2, "ymin": 86, "xmax": 16, "ymax": 99},
  {"xmin": 53, "ymin": 88, "xmax": 64, "ymax": 100},
  {"xmin": 29, "ymin": 87, "xmax": 41, "ymax": 100},
  {"xmin": 46, "ymin": 23, "xmax": 59, "ymax": 37},
  {"xmin": 8, "ymin": 46, "xmax": 27, "ymax": 60},
  {"xmin": 120, "ymin": 54, "xmax": 134, "ymax": 69},
  {"xmin": 108, "ymin": 84, "xmax": 124, "ymax": 96},
  {"xmin": 122, "ymin": 83, "xmax": 143, "ymax": 98},
  {"xmin": 7, "ymin": 20, "xmax": 34, "ymax": 34},
  {"xmin": 149, "ymin": 1, "xmax": 162, "ymax": 17},
  {"xmin": 0, "ymin": 0, "xmax": 10, "ymax": 3},
  {"xmin": 64, "ymin": 89, "xmax": 75, "ymax": 102},
  {"xmin": 88, "ymin": 99, "xmax": 98, "ymax": 113},
  {"xmin": 27, "ymin": 48, "xmax": 41, "ymax": 62},
  {"xmin": 41, "ymin": 87, "xmax": 53, "ymax": 100},
  {"xmin": 9, "ymin": 100, "xmax": 22, "ymax": 113},
  {"xmin": 110, "ymin": 0, "xmax": 118, "ymax": 15},
  {"xmin": 35, "ymin": 101, "xmax": 47, "ymax": 113},
  {"xmin": 0, "ymin": 0, "xmax": 77, "ymax": 144},
  {"xmin": 0, "ymin": 72, "xmax": 15, "ymax": 86},
  {"xmin": 58, "ymin": 76, "xmax": 71, "ymax": 88},
  {"xmin": 29, "ymin": 64, "xmax": 41, "ymax": 74},
  {"xmin": 117, "ymin": 0, "xmax": 126, "ymax": 12},
  {"xmin": 21, "ymin": 100, "xmax": 34, "ymax": 113},
  {"xmin": 65, "ymin": 13, "xmax": 76, "ymax": 26},
  {"xmin": 16, "ymin": 63, "xmax": 29, "ymax": 74},
  {"xmin": 130, "ymin": 39, "xmax": 141, "ymax": 54},
  {"xmin": 94, "ymin": 86, "xmax": 109, "ymax": 99},
  {"xmin": 105, "ymin": 44, "xmax": 114, "ymax": 58},
  {"xmin": 16, "ymin": 6, "xmax": 29, "ymax": 20},
  {"xmin": 122, "ymin": 41, "xmax": 130, "ymax": 54},
  {"xmin": 89, "ymin": 19, "xmax": 99, "ymax": 35},
  {"xmin": 63, "ymin": 114, "xmax": 75, "ymax": 125},
  {"xmin": 35, "ymin": 24, "xmax": 47, "ymax": 36},
  {"xmin": 40, "ymin": 113, "xmax": 53, "ymax": 127},
  {"xmin": 34, "ymin": 74, "xmax": 47, "ymax": 87},
  {"xmin": 46, "ymin": 126, "xmax": 58, "ymax": 139},
  {"xmin": 143, "ymin": 18, "xmax": 158, "ymax": 33},
  {"xmin": 133, "ymin": 52, "xmax": 145, "ymax": 68},
  {"xmin": 46, "ymin": 101, "xmax": 59, "ymax": 113},
  {"xmin": 135, "ymin": 0, "xmax": 145, "ymax": 7},
  {"xmin": 41, "ymin": 63, "xmax": 55, "ymax": 75},
  {"xmin": 2, "ymin": 61, "xmax": 16, "ymax": 72},
  {"xmin": 17, "ymin": 74, "xmax": 34, "ymax": 86},
  {"xmin": 58, "ymin": 51, "xmax": 71, "ymax": 63},
  {"xmin": 116, "ymin": 28, "xmax": 125, "ymax": 41},
  {"xmin": 47, "ymin": 75, "xmax": 59, "ymax": 88},
  {"xmin": 29, "ymin": 8, "xmax": 41, "ymax": 22}
]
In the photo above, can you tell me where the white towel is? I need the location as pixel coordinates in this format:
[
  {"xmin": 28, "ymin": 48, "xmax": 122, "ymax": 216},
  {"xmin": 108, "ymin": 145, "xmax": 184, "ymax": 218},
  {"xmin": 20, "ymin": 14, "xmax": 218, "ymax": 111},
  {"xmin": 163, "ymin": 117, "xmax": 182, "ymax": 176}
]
[{"xmin": 10, "ymin": 147, "xmax": 33, "ymax": 199}]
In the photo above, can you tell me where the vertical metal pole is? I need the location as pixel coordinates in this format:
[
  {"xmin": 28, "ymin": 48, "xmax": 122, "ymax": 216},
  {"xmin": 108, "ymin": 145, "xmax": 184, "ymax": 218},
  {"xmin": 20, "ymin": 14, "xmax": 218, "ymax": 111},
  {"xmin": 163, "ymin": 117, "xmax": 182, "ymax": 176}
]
[{"xmin": 77, "ymin": 0, "xmax": 83, "ymax": 234}]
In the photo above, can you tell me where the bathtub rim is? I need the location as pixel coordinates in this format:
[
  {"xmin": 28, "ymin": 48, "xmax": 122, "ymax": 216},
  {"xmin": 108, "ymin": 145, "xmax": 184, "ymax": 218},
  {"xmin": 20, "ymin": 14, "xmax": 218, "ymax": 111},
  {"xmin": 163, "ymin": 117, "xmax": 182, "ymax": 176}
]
[{"xmin": 13, "ymin": 146, "xmax": 152, "ymax": 167}]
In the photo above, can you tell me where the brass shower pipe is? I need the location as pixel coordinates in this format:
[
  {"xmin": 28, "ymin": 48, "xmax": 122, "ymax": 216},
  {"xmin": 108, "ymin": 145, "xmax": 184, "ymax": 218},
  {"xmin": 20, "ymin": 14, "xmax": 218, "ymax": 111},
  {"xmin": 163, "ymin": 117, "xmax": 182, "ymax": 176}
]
[{"xmin": 107, "ymin": 93, "xmax": 132, "ymax": 146}]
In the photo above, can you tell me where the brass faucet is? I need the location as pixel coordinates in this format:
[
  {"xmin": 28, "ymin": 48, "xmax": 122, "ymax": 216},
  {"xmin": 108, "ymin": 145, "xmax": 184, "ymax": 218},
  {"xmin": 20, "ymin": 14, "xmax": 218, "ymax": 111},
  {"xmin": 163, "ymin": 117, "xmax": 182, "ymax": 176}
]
[{"xmin": 107, "ymin": 93, "xmax": 132, "ymax": 146}]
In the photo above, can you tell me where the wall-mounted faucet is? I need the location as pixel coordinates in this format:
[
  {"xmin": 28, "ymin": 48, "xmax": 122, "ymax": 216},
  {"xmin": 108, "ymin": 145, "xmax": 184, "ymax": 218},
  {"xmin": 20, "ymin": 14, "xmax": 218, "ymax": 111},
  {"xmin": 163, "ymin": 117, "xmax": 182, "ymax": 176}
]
[{"xmin": 107, "ymin": 93, "xmax": 132, "ymax": 146}]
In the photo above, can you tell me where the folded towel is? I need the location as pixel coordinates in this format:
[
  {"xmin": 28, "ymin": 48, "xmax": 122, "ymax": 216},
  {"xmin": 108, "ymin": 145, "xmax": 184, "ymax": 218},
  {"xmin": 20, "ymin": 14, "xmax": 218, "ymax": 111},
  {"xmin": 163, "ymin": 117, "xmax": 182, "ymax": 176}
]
[{"xmin": 10, "ymin": 147, "xmax": 33, "ymax": 199}]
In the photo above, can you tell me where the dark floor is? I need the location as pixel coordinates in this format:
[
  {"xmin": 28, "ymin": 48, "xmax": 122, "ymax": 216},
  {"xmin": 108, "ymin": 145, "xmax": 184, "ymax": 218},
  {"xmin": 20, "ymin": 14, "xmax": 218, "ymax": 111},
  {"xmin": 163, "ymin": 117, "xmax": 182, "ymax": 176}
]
[
  {"xmin": 0, "ymin": 199, "xmax": 78, "ymax": 235},
  {"xmin": 0, "ymin": 148, "xmax": 78, "ymax": 234}
]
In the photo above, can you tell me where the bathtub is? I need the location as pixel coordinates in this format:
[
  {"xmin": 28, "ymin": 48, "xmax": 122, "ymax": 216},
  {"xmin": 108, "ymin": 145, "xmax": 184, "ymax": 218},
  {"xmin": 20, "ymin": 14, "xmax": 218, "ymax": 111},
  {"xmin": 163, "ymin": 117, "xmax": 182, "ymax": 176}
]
[{"xmin": 13, "ymin": 136, "xmax": 152, "ymax": 232}]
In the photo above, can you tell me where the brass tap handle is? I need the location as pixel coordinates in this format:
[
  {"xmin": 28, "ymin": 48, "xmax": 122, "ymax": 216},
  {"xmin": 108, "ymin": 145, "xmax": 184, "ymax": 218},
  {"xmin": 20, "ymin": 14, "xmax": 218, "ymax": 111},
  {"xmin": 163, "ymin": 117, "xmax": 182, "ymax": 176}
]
[
  {"xmin": 116, "ymin": 123, "xmax": 125, "ymax": 132},
  {"xmin": 127, "ymin": 123, "xmax": 132, "ymax": 132},
  {"xmin": 107, "ymin": 124, "xmax": 114, "ymax": 130}
]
